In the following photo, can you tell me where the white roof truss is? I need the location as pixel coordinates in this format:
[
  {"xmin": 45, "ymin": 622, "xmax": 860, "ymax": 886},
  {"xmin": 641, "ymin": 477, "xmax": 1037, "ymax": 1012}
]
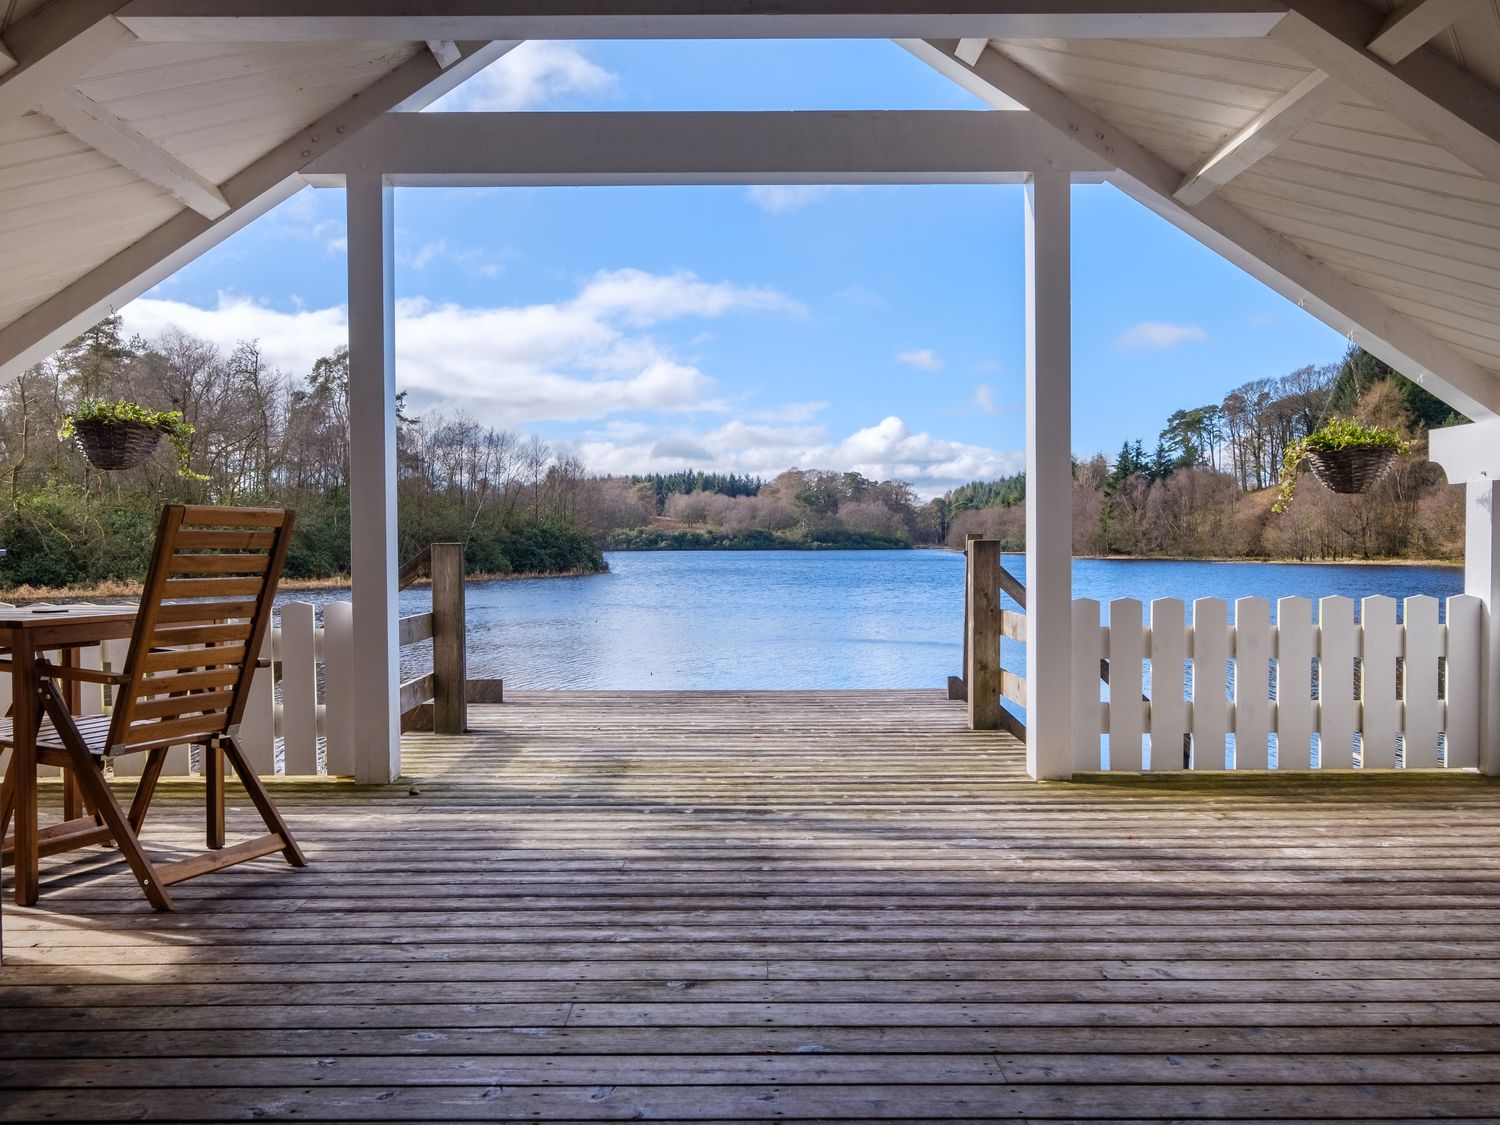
[
  {"xmin": 35, "ymin": 88, "xmax": 230, "ymax": 219},
  {"xmin": 113, "ymin": 0, "xmax": 1288, "ymax": 41},
  {"xmin": 425, "ymin": 39, "xmax": 462, "ymax": 68},
  {"xmin": 901, "ymin": 37, "xmax": 1500, "ymax": 422},
  {"xmin": 1368, "ymin": 0, "xmax": 1483, "ymax": 65},
  {"xmin": 305, "ymin": 109, "xmax": 1113, "ymax": 187},
  {"xmin": 0, "ymin": 5, "xmax": 137, "ymax": 130},
  {"xmin": 0, "ymin": 39, "xmax": 519, "ymax": 382}
]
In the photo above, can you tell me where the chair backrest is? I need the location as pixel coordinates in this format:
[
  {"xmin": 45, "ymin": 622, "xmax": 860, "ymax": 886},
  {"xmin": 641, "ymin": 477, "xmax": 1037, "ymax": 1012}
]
[{"xmin": 106, "ymin": 504, "xmax": 294, "ymax": 757}]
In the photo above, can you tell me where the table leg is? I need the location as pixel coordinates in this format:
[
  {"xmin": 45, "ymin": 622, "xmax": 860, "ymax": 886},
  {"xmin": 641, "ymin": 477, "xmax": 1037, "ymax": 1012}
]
[{"xmin": 10, "ymin": 634, "xmax": 37, "ymax": 906}]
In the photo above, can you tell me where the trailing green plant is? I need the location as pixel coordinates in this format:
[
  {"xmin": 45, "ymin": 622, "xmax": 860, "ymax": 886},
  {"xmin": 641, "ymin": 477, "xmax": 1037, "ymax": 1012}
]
[
  {"xmin": 57, "ymin": 399, "xmax": 203, "ymax": 478},
  {"xmin": 1273, "ymin": 418, "xmax": 1410, "ymax": 512}
]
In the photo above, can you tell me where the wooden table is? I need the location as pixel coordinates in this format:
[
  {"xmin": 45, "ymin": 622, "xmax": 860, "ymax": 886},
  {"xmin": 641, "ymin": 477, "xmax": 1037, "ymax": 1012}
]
[{"xmin": 0, "ymin": 605, "xmax": 137, "ymax": 906}]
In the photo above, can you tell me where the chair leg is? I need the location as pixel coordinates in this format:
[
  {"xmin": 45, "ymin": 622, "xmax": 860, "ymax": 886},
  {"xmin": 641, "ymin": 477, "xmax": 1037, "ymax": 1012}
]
[
  {"xmin": 205, "ymin": 742, "xmax": 225, "ymax": 850},
  {"xmin": 126, "ymin": 749, "xmax": 169, "ymax": 834},
  {"xmin": 38, "ymin": 680, "xmax": 174, "ymax": 911},
  {"xmin": 0, "ymin": 750, "xmax": 15, "ymax": 845},
  {"xmin": 221, "ymin": 735, "xmax": 306, "ymax": 867}
]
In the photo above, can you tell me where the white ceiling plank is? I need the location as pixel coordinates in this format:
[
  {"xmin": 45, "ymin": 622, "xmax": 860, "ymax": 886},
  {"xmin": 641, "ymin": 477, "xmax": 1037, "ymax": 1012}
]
[
  {"xmin": 304, "ymin": 110, "xmax": 1113, "ymax": 186},
  {"xmin": 955, "ymin": 38, "xmax": 989, "ymax": 65},
  {"xmin": 1174, "ymin": 71, "xmax": 1342, "ymax": 205},
  {"xmin": 36, "ymin": 88, "xmax": 229, "ymax": 218},
  {"xmin": 1274, "ymin": 0, "xmax": 1500, "ymax": 187},
  {"xmin": 0, "ymin": 7, "xmax": 138, "ymax": 129},
  {"xmin": 900, "ymin": 37, "xmax": 1500, "ymax": 422},
  {"xmin": 425, "ymin": 39, "xmax": 461, "ymax": 69},
  {"xmin": 115, "ymin": 0, "xmax": 1288, "ymax": 41},
  {"xmin": 0, "ymin": 40, "xmax": 520, "ymax": 382},
  {"xmin": 1368, "ymin": 0, "xmax": 1484, "ymax": 65}
]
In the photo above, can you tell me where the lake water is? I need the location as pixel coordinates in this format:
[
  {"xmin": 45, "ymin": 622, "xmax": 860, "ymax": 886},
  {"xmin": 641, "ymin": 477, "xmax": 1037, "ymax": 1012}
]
[{"xmin": 301, "ymin": 550, "xmax": 1462, "ymax": 690}]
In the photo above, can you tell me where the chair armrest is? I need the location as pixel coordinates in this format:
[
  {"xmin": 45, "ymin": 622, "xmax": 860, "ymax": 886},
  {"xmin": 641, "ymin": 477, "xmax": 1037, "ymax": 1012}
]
[{"xmin": 36, "ymin": 662, "xmax": 130, "ymax": 685}]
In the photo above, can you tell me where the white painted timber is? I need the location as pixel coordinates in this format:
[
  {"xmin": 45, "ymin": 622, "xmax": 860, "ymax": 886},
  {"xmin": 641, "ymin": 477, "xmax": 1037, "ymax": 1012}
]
[
  {"xmin": 1148, "ymin": 598, "xmax": 1188, "ymax": 771},
  {"xmin": 1233, "ymin": 597, "xmax": 1272, "ymax": 769},
  {"xmin": 1274, "ymin": 0, "xmax": 1500, "ymax": 187},
  {"xmin": 1465, "ymin": 478, "xmax": 1500, "ymax": 774},
  {"xmin": 1070, "ymin": 597, "xmax": 1103, "ymax": 772},
  {"xmin": 1445, "ymin": 593, "xmax": 1482, "ymax": 768},
  {"xmin": 321, "ymin": 598, "xmax": 355, "ymax": 777},
  {"xmin": 1174, "ymin": 72, "xmax": 1343, "ymax": 206},
  {"xmin": 426, "ymin": 39, "xmax": 461, "ymax": 68},
  {"xmin": 1275, "ymin": 596, "xmax": 1315, "ymax": 769},
  {"xmin": 1318, "ymin": 596, "xmax": 1358, "ymax": 769},
  {"xmin": 1368, "ymin": 0, "xmax": 1484, "ymax": 67},
  {"xmin": 305, "ymin": 111, "xmax": 1113, "ymax": 186},
  {"xmin": 1360, "ymin": 595, "xmax": 1400, "ymax": 768},
  {"xmin": 115, "ymin": 1, "xmax": 1289, "ymax": 42},
  {"xmin": 1403, "ymin": 594, "xmax": 1442, "ymax": 767},
  {"xmin": 1106, "ymin": 598, "xmax": 1144, "ymax": 771},
  {"xmin": 1023, "ymin": 168, "xmax": 1072, "ymax": 781},
  {"xmin": 0, "ymin": 37, "xmax": 15, "ymax": 77},
  {"xmin": 238, "ymin": 628, "xmax": 276, "ymax": 777},
  {"xmin": 0, "ymin": 8, "xmax": 137, "ymax": 129},
  {"xmin": 1430, "ymin": 419, "xmax": 1500, "ymax": 484},
  {"xmin": 278, "ymin": 600, "xmax": 319, "ymax": 775},
  {"xmin": 956, "ymin": 37, "xmax": 989, "ymax": 65},
  {"xmin": 899, "ymin": 37, "xmax": 1500, "ymax": 423},
  {"xmin": 1191, "ymin": 597, "xmax": 1230, "ymax": 769},
  {"xmin": 0, "ymin": 40, "xmax": 519, "ymax": 383},
  {"xmin": 346, "ymin": 171, "xmax": 401, "ymax": 785},
  {"xmin": 36, "ymin": 88, "xmax": 229, "ymax": 218}
]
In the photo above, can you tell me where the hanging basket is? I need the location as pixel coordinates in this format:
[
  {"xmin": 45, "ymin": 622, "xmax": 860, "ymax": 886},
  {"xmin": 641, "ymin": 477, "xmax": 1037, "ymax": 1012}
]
[
  {"xmin": 71, "ymin": 419, "xmax": 164, "ymax": 471},
  {"xmin": 1305, "ymin": 446, "xmax": 1398, "ymax": 494}
]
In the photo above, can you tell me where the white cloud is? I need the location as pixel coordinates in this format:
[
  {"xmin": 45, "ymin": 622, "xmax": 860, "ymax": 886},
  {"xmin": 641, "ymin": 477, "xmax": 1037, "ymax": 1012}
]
[
  {"xmin": 119, "ymin": 268, "xmax": 801, "ymax": 425},
  {"xmin": 565, "ymin": 414, "xmax": 1021, "ymax": 498},
  {"xmin": 426, "ymin": 41, "xmax": 618, "ymax": 112},
  {"xmin": 1113, "ymin": 321, "xmax": 1208, "ymax": 350},
  {"xmin": 973, "ymin": 384, "xmax": 1001, "ymax": 414},
  {"xmin": 896, "ymin": 348, "xmax": 944, "ymax": 372},
  {"xmin": 746, "ymin": 185, "xmax": 859, "ymax": 214},
  {"xmin": 749, "ymin": 401, "xmax": 828, "ymax": 423}
]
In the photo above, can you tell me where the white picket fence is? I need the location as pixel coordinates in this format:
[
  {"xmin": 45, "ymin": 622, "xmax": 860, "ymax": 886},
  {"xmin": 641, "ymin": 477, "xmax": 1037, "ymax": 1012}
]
[
  {"xmin": 1070, "ymin": 594, "xmax": 1482, "ymax": 771},
  {"xmin": 0, "ymin": 600, "xmax": 355, "ymax": 779}
]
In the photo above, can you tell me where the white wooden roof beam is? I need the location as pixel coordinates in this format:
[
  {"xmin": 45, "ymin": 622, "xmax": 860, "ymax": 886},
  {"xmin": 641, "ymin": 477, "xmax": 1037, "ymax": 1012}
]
[
  {"xmin": 0, "ymin": 37, "xmax": 16, "ymax": 78},
  {"xmin": 426, "ymin": 40, "xmax": 461, "ymax": 69},
  {"xmin": 0, "ymin": 40, "xmax": 520, "ymax": 383},
  {"xmin": 900, "ymin": 37, "xmax": 1500, "ymax": 422},
  {"xmin": 1273, "ymin": 0, "xmax": 1500, "ymax": 186},
  {"xmin": 0, "ymin": 4, "xmax": 137, "ymax": 129},
  {"xmin": 304, "ymin": 110, "xmax": 1113, "ymax": 187},
  {"xmin": 37, "ymin": 89, "xmax": 229, "ymax": 218},
  {"xmin": 1368, "ymin": 0, "xmax": 1482, "ymax": 65},
  {"xmin": 115, "ymin": 0, "xmax": 1288, "ymax": 41}
]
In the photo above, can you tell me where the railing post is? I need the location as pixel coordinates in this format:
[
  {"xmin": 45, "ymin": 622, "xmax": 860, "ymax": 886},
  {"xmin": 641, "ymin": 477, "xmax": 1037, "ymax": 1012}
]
[
  {"xmin": 966, "ymin": 538, "xmax": 1001, "ymax": 730},
  {"xmin": 431, "ymin": 541, "xmax": 467, "ymax": 734}
]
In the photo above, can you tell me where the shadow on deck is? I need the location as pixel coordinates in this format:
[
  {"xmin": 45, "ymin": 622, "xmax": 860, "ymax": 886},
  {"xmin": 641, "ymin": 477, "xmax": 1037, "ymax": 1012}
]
[{"xmin": 3, "ymin": 690, "xmax": 1500, "ymax": 1121}]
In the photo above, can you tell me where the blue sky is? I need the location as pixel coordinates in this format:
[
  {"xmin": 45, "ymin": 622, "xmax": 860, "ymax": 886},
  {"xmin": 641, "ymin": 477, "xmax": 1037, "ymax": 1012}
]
[{"xmin": 123, "ymin": 39, "xmax": 1348, "ymax": 496}]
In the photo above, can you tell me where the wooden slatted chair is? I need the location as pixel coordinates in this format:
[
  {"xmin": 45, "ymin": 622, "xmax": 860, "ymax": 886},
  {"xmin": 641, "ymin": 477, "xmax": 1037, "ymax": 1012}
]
[{"xmin": 0, "ymin": 504, "xmax": 305, "ymax": 910}]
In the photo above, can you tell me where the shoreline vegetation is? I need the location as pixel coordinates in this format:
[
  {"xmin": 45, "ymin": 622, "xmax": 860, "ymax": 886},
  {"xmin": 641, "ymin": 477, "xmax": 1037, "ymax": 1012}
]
[{"xmin": 0, "ymin": 319, "xmax": 1464, "ymax": 598}]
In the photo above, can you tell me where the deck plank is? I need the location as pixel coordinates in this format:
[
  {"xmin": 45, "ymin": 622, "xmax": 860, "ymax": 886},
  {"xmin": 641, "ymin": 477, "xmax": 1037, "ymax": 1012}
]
[{"xmin": 3, "ymin": 689, "xmax": 1500, "ymax": 1121}]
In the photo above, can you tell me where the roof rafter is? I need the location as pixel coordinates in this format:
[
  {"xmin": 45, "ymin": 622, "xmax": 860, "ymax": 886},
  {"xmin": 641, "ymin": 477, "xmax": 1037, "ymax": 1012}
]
[
  {"xmin": 425, "ymin": 39, "xmax": 461, "ymax": 68},
  {"xmin": 0, "ymin": 40, "xmax": 520, "ymax": 383},
  {"xmin": 900, "ymin": 36, "xmax": 1500, "ymax": 422},
  {"xmin": 1272, "ymin": 0, "xmax": 1500, "ymax": 186},
  {"xmin": 0, "ymin": 37, "xmax": 15, "ymax": 77},
  {"xmin": 1368, "ymin": 0, "xmax": 1482, "ymax": 64},
  {"xmin": 114, "ymin": 0, "xmax": 1288, "ymax": 41},
  {"xmin": 0, "ymin": 4, "xmax": 138, "ymax": 130},
  {"xmin": 37, "ymin": 88, "xmax": 230, "ymax": 218}
]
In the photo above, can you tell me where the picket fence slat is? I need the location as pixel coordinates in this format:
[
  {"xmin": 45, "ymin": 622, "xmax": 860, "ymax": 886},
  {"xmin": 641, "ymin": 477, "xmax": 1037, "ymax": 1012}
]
[
  {"xmin": 1070, "ymin": 598, "xmax": 1102, "ymax": 772},
  {"xmin": 1361, "ymin": 595, "xmax": 1399, "ymax": 769},
  {"xmin": 239, "ymin": 629, "xmax": 276, "ymax": 776},
  {"xmin": 1276, "ymin": 596, "xmax": 1314, "ymax": 769},
  {"xmin": 1234, "ymin": 597, "xmax": 1271, "ymax": 770},
  {"xmin": 1107, "ymin": 598, "xmax": 1143, "ymax": 771},
  {"xmin": 1445, "ymin": 594, "xmax": 1482, "ymax": 768},
  {"xmin": 1403, "ymin": 595, "xmax": 1441, "ymax": 768},
  {"xmin": 1190, "ymin": 597, "xmax": 1229, "ymax": 770},
  {"xmin": 279, "ymin": 601, "xmax": 319, "ymax": 776},
  {"xmin": 1148, "ymin": 598, "xmax": 1187, "ymax": 772},
  {"xmin": 322, "ymin": 600, "xmax": 355, "ymax": 777},
  {"xmin": 1319, "ymin": 595, "xmax": 1358, "ymax": 769}
]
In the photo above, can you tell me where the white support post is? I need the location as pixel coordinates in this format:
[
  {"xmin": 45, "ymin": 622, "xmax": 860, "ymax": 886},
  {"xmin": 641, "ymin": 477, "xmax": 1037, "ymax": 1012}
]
[
  {"xmin": 1466, "ymin": 479, "xmax": 1500, "ymax": 776},
  {"xmin": 346, "ymin": 172, "xmax": 400, "ymax": 784},
  {"xmin": 1024, "ymin": 169, "xmax": 1073, "ymax": 781}
]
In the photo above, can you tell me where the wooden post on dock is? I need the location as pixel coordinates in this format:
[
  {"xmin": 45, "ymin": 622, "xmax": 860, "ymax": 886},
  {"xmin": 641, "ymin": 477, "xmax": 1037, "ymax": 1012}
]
[
  {"xmin": 966, "ymin": 538, "xmax": 1001, "ymax": 730},
  {"xmin": 431, "ymin": 541, "xmax": 467, "ymax": 734},
  {"xmin": 949, "ymin": 531, "xmax": 981, "ymax": 701}
]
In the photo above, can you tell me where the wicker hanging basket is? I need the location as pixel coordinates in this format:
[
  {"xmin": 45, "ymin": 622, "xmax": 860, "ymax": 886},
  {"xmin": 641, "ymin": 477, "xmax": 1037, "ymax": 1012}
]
[
  {"xmin": 1305, "ymin": 446, "xmax": 1398, "ymax": 494},
  {"xmin": 71, "ymin": 419, "xmax": 164, "ymax": 471}
]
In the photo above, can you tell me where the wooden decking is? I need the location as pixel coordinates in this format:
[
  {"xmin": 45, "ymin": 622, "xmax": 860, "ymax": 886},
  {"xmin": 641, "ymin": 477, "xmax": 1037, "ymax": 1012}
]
[{"xmin": 4, "ymin": 690, "xmax": 1500, "ymax": 1121}]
